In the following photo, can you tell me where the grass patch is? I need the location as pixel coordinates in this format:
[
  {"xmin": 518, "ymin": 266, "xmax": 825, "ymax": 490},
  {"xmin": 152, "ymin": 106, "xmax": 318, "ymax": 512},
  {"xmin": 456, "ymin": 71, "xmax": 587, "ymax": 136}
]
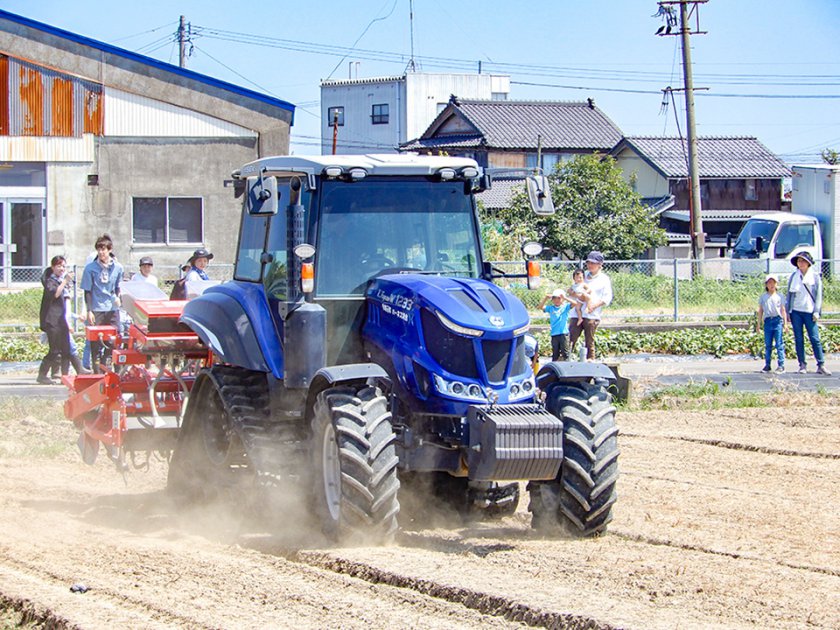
[
  {"xmin": 0, "ymin": 398, "xmax": 75, "ymax": 460},
  {"xmin": 633, "ymin": 382, "xmax": 840, "ymax": 411}
]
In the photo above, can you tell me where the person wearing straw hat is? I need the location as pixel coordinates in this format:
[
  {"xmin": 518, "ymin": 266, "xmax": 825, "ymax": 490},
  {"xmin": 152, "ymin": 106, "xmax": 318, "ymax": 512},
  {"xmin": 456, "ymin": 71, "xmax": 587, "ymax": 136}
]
[
  {"xmin": 538, "ymin": 288, "xmax": 577, "ymax": 361},
  {"xmin": 786, "ymin": 250, "xmax": 830, "ymax": 375},
  {"xmin": 185, "ymin": 248, "xmax": 213, "ymax": 282},
  {"xmin": 756, "ymin": 274, "xmax": 787, "ymax": 373}
]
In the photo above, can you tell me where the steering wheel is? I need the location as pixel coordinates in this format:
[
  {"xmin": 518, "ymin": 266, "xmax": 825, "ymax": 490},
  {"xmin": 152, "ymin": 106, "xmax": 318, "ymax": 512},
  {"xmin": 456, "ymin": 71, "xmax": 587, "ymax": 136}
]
[{"xmin": 360, "ymin": 253, "xmax": 395, "ymax": 272}]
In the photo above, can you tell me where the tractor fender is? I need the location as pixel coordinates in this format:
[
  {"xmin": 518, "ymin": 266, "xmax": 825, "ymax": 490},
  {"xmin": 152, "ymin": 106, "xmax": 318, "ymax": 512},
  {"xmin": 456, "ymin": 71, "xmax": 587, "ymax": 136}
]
[
  {"xmin": 304, "ymin": 363, "xmax": 390, "ymax": 420},
  {"xmin": 536, "ymin": 361, "xmax": 615, "ymax": 390},
  {"xmin": 180, "ymin": 289, "xmax": 276, "ymax": 373}
]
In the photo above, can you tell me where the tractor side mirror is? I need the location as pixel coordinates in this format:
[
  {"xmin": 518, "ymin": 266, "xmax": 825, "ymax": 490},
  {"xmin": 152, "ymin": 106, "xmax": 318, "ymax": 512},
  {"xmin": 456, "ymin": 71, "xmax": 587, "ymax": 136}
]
[
  {"xmin": 246, "ymin": 175, "xmax": 278, "ymax": 215},
  {"xmin": 526, "ymin": 175, "xmax": 555, "ymax": 216}
]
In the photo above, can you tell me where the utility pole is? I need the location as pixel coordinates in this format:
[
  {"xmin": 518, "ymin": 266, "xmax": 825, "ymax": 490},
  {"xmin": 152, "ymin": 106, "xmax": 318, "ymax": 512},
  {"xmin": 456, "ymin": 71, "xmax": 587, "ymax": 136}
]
[
  {"xmin": 656, "ymin": 1, "xmax": 707, "ymax": 271},
  {"xmin": 178, "ymin": 16, "xmax": 188, "ymax": 68},
  {"xmin": 331, "ymin": 110, "xmax": 339, "ymax": 155}
]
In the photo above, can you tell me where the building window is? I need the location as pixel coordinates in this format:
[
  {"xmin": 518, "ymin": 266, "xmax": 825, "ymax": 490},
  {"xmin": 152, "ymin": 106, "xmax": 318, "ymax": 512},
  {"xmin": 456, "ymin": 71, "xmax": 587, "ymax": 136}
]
[
  {"xmin": 371, "ymin": 103, "xmax": 389, "ymax": 125},
  {"xmin": 745, "ymin": 179, "xmax": 757, "ymax": 201},
  {"xmin": 327, "ymin": 106, "xmax": 344, "ymax": 126},
  {"xmin": 133, "ymin": 197, "xmax": 203, "ymax": 244}
]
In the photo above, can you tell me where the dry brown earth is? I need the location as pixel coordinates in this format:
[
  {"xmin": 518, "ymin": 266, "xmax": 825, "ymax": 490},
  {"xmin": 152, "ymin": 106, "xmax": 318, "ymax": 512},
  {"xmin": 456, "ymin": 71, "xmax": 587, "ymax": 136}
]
[{"xmin": 0, "ymin": 400, "xmax": 837, "ymax": 629}]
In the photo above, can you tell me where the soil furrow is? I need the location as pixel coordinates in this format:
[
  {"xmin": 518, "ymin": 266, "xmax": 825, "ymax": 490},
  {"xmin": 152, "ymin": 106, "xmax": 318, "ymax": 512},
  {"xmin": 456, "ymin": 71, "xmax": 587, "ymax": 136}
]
[
  {"xmin": 621, "ymin": 432, "xmax": 840, "ymax": 459},
  {"xmin": 610, "ymin": 530, "xmax": 840, "ymax": 578},
  {"xmin": 294, "ymin": 551, "xmax": 615, "ymax": 630}
]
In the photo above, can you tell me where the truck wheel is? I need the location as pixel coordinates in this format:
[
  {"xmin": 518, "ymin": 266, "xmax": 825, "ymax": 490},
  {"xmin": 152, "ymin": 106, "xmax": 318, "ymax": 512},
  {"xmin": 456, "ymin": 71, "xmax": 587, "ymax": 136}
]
[
  {"xmin": 528, "ymin": 383, "xmax": 619, "ymax": 536},
  {"xmin": 311, "ymin": 385, "xmax": 400, "ymax": 543},
  {"xmin": 167, "ymin": 370, "xmax": 249, "ymax": 503}
]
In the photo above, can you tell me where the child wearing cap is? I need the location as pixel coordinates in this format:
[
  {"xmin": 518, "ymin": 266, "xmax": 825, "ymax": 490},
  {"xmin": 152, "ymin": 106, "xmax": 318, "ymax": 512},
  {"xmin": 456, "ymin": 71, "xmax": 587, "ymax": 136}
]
[
  {"xmin": 756, "ymin": 274, "xmax": 787, "ymax": 374},
  {"xmin": 135, "ymin": 257, "xmax": 159, "ymax": 287},
  {"xmin": 538, "ymin": 289, "xmax": 577, "ymax": 361}
]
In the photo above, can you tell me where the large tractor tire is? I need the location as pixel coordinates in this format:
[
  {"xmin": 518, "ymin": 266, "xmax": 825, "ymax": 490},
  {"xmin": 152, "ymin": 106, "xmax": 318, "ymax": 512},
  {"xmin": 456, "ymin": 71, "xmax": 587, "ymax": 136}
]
[
  {"xmin": 528, "ymin": 382, "xmax": 619, "ymax": 536},
  {"xmin": 167, "ymin": 367, "xmax": 257, "ymax": 503},
  {"xmin": 311, "ymin": 385, "xmax": 400, "ymax": 544}
]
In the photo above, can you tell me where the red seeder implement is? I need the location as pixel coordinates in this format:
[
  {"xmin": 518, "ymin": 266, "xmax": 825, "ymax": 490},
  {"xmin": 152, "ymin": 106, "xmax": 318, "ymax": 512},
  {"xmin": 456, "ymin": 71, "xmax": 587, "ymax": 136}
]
[{"xmin": 63, "ymin": 294, "xmax": 211, "ymax": 471}]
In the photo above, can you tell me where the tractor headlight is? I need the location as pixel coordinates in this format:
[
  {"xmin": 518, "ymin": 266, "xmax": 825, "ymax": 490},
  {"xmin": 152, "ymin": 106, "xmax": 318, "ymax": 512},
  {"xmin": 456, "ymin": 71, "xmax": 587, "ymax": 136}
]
[
  {"xmin": 509, "ymin": 375, "xmax": 535, "ymax": 401},
  {"xmin": 433, "ymin": 375, "xmax": 486, "ymax": 401}
]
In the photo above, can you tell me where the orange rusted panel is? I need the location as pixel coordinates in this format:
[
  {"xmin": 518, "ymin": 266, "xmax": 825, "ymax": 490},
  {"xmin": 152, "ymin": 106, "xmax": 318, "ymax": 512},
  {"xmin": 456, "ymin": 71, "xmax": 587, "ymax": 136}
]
[
  {"xmin": 84, "ymin": 87, "xmax": 103, "ymax": 135},
  {"xmin": 51, "ymin": 76, "xmax": 73, "ymax": 136},
  {"xmin": 0, "ymin": 56, "xmax": 7, "ymax": 136},
  {"xmin": 18, "ymin": 64, "xmax": 44, "ymax": 136}
]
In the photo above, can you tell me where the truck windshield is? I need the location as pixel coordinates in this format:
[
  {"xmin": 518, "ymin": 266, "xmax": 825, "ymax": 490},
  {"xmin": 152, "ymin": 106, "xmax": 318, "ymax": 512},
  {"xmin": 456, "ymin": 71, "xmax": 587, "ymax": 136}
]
[
  {"xmin": 734, "ymin": 219, "xmax": 778, "ymax": 255},
  {"xmin": 316, "ymin": 178, "xmax": 481, "ymax": 296}
]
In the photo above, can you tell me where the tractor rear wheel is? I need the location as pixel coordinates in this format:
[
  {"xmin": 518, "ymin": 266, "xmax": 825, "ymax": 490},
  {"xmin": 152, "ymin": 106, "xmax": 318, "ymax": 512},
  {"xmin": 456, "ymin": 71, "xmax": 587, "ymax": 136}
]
[
  {"xmin": 528, "ymin": 382, "xmax": 619, "ymax": 536},
  {"xmin": 167, "ymin": 369, "xmax": 252, "ymax": 503},
  {"xmin": 310, "ymin": 385, "xmax": 400, "ymax": 544}
]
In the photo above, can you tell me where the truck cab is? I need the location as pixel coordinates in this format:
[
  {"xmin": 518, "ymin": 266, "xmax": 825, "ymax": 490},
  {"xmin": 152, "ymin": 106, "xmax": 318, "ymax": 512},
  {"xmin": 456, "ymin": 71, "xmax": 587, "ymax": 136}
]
[{"xmin": 730, "ymin": 212, "xmax": 821, "ymax": 281}]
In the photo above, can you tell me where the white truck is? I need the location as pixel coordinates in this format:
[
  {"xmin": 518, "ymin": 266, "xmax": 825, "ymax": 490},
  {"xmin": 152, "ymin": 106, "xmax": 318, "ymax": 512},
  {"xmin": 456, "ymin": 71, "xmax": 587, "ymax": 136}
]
[
  {"xmin": 730, "ymin": 212, "xmax": 821, "ymax": 281},
  {"xmin": 731, "ymin": 164, "xmax": 840, "ymax": 280}
]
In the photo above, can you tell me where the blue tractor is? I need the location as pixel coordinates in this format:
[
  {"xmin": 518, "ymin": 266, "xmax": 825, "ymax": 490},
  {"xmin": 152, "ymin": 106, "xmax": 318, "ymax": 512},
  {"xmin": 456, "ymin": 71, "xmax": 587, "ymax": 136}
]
[{"xmin": 167, "ymin": 154, "xmax": 619, "ymax": 542}]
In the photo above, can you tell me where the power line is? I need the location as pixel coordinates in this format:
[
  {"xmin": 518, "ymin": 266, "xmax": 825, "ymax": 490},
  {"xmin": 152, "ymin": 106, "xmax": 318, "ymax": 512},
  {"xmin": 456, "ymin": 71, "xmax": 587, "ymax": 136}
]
[{"xmin": 325, "ymin": 0, "xmax": 399, "ymax": 80}]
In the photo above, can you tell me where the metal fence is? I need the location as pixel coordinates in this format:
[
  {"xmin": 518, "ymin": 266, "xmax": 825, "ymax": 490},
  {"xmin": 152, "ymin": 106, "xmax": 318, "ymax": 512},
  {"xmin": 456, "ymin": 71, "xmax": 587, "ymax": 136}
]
[
  {"xmin": 1, "ymin": 258, "xmax": 837, "ymax": 328},
  {"xmin": 490, "ymin": 257, "xmax": 840, "ymax": 322}
]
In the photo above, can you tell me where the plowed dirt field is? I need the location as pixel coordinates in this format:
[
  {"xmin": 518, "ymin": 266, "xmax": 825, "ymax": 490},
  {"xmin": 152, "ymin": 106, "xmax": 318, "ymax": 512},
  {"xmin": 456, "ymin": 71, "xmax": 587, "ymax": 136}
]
[{"xmin": 0, "ymin": 400, "xmax": 838, "ymax": 629}]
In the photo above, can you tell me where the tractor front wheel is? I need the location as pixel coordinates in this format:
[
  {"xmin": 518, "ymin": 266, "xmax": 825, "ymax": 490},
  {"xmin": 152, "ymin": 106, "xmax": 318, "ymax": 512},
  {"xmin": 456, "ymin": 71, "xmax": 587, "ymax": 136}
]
[
  {"xmin": 528, "ymin": 382, "xmax": 619, "ymax": 536},
  {"xmin": 310, "ymin": 385, "xmax": 400, "ymax": 543}
]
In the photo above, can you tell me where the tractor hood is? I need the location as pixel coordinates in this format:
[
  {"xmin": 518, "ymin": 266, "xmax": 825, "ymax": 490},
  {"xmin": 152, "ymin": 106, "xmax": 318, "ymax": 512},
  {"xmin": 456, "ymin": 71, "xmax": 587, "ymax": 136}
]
[{"xmin": 367, "ymin": 274, "xmax": 529, "ymax": 334}]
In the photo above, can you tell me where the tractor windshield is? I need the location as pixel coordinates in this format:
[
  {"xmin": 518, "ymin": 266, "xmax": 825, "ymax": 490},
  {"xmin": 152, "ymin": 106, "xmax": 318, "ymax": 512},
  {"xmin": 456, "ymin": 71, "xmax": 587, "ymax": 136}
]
[{"xmin": 315, "ymin": 178, "xmax": 481, "ymax": 296}]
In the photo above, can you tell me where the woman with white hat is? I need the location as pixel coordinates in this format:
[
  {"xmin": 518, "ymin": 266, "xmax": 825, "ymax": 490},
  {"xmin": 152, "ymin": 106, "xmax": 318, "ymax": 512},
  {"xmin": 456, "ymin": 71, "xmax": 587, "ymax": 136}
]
[
  {"xmin": 185, "ymin": 248, "xmax": 213, "ymax": 282},
  {"xmin": 786, "ymin": 250, "xmax": 830, "ymax": 375}
]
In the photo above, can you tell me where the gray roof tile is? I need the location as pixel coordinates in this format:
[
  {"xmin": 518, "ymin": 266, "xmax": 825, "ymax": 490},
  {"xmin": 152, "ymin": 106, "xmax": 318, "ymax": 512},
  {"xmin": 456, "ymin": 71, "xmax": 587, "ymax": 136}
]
[
  {"xmin": 616, "ymin": 136, "xmax": 790, "ymax": 178},
  {"xmin": 476, "ymin": 178, "xmax": 526, "ymax": 210},
  {"xmin": 407, "ymin": 99, "xmax": 623, "ymax": 151},
  {"xmin": 401, "ymin": 134, "xmax": 483, "ymax": 151}
]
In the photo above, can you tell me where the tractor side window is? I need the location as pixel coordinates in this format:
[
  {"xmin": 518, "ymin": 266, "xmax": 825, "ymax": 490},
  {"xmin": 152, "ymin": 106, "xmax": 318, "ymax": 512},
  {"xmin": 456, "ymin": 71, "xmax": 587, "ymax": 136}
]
[
  {"xmin": 234, "ymin": 211, "xmax": 268, "ymax": 282},
  {"xmin": 259, "ymin": 178, "xmax": 311, "ymax": 300},
  {"xmin": 264, "ymin": 211, "xmax": 287, "ymax": 299}
]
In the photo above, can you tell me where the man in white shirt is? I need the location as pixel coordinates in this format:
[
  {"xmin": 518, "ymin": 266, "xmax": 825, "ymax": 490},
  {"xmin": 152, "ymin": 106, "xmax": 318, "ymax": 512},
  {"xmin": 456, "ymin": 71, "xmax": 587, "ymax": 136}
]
[{"xmin": 569, "ymin": 251, "xmax": 613, "ymax": 361}]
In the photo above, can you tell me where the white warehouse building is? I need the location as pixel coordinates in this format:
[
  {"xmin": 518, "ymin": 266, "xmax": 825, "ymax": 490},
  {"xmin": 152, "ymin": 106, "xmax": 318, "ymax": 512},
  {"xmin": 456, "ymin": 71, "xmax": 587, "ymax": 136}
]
[{"xmin": 320, "ymin": 72, "xmax": 509, "ymax": 155}]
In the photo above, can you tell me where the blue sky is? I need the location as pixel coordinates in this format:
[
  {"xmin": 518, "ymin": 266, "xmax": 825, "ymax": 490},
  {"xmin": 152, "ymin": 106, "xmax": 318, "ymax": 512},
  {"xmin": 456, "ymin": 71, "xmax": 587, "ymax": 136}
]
[{"xmin": 3, "ymin": 0, "xmax": 838, "ymax": 162}]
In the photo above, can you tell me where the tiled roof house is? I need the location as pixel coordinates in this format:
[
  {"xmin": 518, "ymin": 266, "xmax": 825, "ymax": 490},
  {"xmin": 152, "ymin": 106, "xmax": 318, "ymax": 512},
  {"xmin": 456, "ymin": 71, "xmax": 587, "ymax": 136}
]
[
  {"xmin": 611, "ymin": 136, "xmax": 791, "ymax": 245},
  {"xmin": 402, "ymin": 96, "xmax": 623, "ymax": 210}
]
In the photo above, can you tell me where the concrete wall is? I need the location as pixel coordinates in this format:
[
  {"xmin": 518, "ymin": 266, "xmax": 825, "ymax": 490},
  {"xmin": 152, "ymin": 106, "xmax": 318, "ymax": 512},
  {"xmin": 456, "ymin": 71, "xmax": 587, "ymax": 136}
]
[
  {"xmin": 321, "ymin": 79, "xmax": 403, "ymax": 154},
  {"xmin": 47, "ymin": 137, "xmax": 257, "ymax": 269},
  {"xmin": 0, "ymin": 15, "xmax": 293, "ymax": 274}
]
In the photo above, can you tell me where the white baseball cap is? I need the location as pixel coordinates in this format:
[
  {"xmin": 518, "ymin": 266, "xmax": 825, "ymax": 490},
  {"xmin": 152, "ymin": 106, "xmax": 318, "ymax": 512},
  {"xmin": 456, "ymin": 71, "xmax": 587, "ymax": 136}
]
[
  {"xmin": 765, "ymin": 274, "xmax": 779, "ymax": 284},
  {"xmin": 551, "ymin": 288, "xmax": 566, "ymax": 298}
]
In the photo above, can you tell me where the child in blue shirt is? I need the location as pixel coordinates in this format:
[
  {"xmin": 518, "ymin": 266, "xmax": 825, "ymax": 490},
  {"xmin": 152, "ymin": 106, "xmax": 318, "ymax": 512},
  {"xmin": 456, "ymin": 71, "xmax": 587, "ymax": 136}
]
[{"xmin": 538, "ymin": 289, "xmax": 576, "ymax": 361}]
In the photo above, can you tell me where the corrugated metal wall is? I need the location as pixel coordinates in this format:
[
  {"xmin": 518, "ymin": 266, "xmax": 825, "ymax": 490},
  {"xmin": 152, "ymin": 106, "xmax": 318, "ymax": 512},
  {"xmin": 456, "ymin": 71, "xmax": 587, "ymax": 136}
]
[
  {"xmin": 1, "ymin": 55, "xmax": 103, "ymax": 137},
  {"xmin": 104, "ymin": 87, "xmax": 256, "ymax": 138}
]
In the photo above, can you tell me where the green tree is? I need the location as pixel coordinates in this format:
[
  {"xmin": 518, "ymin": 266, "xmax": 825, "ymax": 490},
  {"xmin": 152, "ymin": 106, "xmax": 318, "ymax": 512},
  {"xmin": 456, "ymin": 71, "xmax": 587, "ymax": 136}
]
[
  {"xmin": 822, "ymin": 148, "xmax": 840, "ymax": 165},
  {"xmin": 489, "ymin": 154, "xmax": 666, "ymax": 260}
]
